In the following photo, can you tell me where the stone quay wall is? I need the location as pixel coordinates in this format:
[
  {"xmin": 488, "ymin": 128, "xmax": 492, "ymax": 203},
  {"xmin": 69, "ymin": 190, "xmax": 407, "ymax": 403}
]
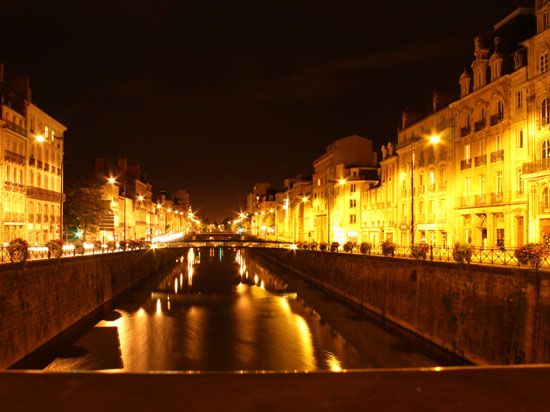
[
  {"xmin": 257, "ymin": 248, "xmax": 550, "ymax": 365},
  {"xmin": 0, "ymin": 248, "xmax": 182, "ymax": 369}
]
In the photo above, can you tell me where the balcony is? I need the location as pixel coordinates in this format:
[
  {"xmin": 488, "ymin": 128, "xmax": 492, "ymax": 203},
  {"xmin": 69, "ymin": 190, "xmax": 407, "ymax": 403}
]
[
  {"xmin": 474, "ymin": 120, "xmax": 486, "ymax": 132},
  {"xmin": 3, "ymin": 212, "xmax": 25, "ymax": 223},
  {"xmin": 523, "ymin": 159, "xmax": 550, "ymax": 174},
  {"xmin": 26, "ymin": 186, "xmax": 64, "ymax": 202},
  {"xmin": 461, "ymin": 158, "xmax": 472, "ymax": 170},
  {"xmin": 475, "ymin": 194, "xmax": 487, "ymax": 206},
  {"xmin": 489, "ymin": 113, "xmax": 504, "ymax": 126},
  {"xmin": 4, "ymin": 150, "xmax": 25, "ymax": 165},
  {"xmin": 3, "ymin": 121, "xmax": 28, "ymax": 137},
  {"xmin": 474, "ymin": 155, "xmax": 487, "ymax": 167},
  {"xmin": 459, "ymin": 191, "xmax": 510, "ymax": 208},
  {"xmin": 491, "ymin": 150, "xmax": 504, "ymax": 162},
  {"xmin": 460, "ymin": 126, "xmax": 471, "ymax": 137},
  {"xmin": 4, "ymin": 182, "xmax": 26, "ymax": 193}
]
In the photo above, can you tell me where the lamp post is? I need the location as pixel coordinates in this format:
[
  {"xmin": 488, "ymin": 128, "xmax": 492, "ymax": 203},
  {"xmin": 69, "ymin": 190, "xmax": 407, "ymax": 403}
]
[
  {"xmin": 327, "ymin": 178, "xmax": 346, "ymax": 244},
  {"xmin": 410, "ymin": 134, "xmax": 441, "ymax": 249}
]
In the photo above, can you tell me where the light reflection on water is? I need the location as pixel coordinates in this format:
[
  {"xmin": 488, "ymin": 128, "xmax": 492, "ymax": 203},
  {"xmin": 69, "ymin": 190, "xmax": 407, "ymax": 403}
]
[{"xmin": 41, "ymin": 247, "xmax": 443, "ymax": 372}]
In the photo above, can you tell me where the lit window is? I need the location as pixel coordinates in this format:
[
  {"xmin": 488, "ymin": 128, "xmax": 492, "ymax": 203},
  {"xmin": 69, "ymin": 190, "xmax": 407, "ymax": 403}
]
[
  {"xmin": 544, "ymin": 187, "xmax": 550, "ymax": 210},
  {"xmin": 518, "ymin": 129, "xmax": 524, "ymax": 148},
  {"xmin": 349, "ymin": 214, "xmax": 357, "ymax": 224},
  {"xmin": 542, "ymin": 140, "xmax": 550, "ymax": 159},
  {"xmin": 517, "ymin": 168, "xmax": 523, "ymax": 193},
  {"xmin": 517, "ymin": 91, "xmax": 523, "ymax": 109},
  {"xmin": 542, "ymin": 98, "xmax": 550, "ymax": 125},
  {"xmin": 540, "ymin": 53, "xmax": 549, "ymax": 74},
  {"xmin": 496, "ymin": 171, "xmax": 503, "ymax": 194}
]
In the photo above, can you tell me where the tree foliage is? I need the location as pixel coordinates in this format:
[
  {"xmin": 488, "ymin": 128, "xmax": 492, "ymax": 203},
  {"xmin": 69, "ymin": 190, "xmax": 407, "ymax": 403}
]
[{"xmin": 63, "ymin": 176, "xmax": 109, "ymax": 237}]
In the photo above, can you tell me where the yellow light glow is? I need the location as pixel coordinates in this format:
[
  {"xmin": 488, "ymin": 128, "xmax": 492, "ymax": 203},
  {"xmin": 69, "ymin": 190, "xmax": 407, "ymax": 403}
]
[
  {"xmin": 108, "ymin": 177, "xmax": 116, "ymax": 185},
  {"xmin": 429, "ymin": 134, "xmax": 441, "ymax": 145},
  {"xmin": 326, "ymin": 353, "xmax": 343, "ymax": 372},
  {"xmin": 137, "ymin": 195, "xmax": 144, "ymax": 201},
  {"xmin": 302, "ymin": 196, "xmax": 309, "ymax": 203},
  {"xmin": 35, "ymin": 134, "xmax": 45, "ymax": 143},
  {"xmin": 338, "ymin": 179, "xmax": 346, "ymax": 185},
  {"xmin": 156, "ymin": 204, "xmax": 162, "ymax": 209},
  {"xmin": 156, "ymin": 298, "xmax": 162, "ymax": 315}
]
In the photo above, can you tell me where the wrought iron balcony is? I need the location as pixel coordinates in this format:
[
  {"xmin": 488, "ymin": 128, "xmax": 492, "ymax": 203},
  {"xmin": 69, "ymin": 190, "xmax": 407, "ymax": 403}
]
[
  {"xmin": 4, "ymin": 150, "xmax": 25, "ymax": 165},
  {"xmin": 460, "ymin": 126, "xmax": 471, "ymax": 137},
  {"xmin": 474, "ymin": 120, "xmax": 486, "ymax": 132},
  {"xmin": 460, "ymin": 158, "xmax": 472, "ymax": 170},
  {"xmin": 474, "ymin": 155, "xmax": 487, "ymax": 167},
  {"xmin": 26, "ymin": 186, "xmax": 64, "ymax": 202},
  {"xmin": 522, "ymin": 159, "xmax": 550, "ymax": 174},
  {"xmin": 3, "ymin": 121, "xmax": 28, "ymax": 137},
  {"xmin": 490, "ymin": 150, "xmax": 504, "ymax": 162},
  {"xmin": 490, "ymin": 113, "xmax": 504, "ymax": 126}
]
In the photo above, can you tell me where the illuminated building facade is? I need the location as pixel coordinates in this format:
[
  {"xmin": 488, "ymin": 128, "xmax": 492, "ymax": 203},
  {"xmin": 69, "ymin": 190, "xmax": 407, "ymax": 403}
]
[
  {"xmin": 244, "ymin": 3, "xmax": 550, "ymax": 250},
  {"xmin": 0, "ymin": 65, "xmax": 66, "ymax": 244}
]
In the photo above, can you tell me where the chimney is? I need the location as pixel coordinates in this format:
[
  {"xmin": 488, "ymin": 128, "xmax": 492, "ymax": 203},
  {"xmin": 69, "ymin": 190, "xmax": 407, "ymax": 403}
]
[
  {"xmin": 401, "ymin": 109, "xmax": 425, "ymax": 129},
  {"xmin": 117, "ymin": 157, "xmax": 128, "ymax": 172},
  {"xmin": 127, "ymin": 164, "xmax": 141, "ymax": 180},
  {"xmin": 433, "ymin": 90, "xmax": 455, "ymax": 112},
  {"xmin": 94, "ymin": 157, "xmax": 106, "ymax": 173}
]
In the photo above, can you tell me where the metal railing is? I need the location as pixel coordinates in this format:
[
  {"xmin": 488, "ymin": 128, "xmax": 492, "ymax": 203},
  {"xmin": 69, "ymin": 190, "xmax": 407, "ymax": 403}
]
[
  {"xmin": 288, "ymin": 243, "xmax": 550, "ymax": 269},
  {"xmin": 460, "ymin": 158, "xmax": 472, "ymax": 170},
  {"xmin": 0, "ymin": 243, "xmax": 165, "ymax": 264},
  {"xmin": 474, "ymin": 155, "xmax": 487, "ymax": 167},
  {"xmin": 491, "ymin": 150, "xmax": 504, "ymax": 162},
  {"xmin": 523, "ymin": 159, "xmax": 550, "ymax": 174}
]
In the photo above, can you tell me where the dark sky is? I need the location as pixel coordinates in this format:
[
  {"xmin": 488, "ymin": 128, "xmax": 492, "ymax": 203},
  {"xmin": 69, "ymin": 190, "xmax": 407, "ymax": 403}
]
[{"xmin": 2, "ymin": 0, "xmax": 532, "ymax": 222}]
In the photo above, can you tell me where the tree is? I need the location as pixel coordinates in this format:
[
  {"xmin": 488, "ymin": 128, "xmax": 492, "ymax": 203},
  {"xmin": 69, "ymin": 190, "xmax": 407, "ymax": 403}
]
[{"xmin": 63, "ymin": 176, "xmax": 109, "ymax": 240}]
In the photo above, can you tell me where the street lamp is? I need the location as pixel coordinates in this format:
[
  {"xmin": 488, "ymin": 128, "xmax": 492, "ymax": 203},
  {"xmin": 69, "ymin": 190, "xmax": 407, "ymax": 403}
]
[
  {"xmin": 109, "ymin": 176, "xmax": 127, "ymax": 242},
  {"xmin": 327, "ymin": 178, "xmax": 346, "ymax": 244},
  {"xmin": 410, "ymin": 134, "xmax": 441, "ymax": 248}
]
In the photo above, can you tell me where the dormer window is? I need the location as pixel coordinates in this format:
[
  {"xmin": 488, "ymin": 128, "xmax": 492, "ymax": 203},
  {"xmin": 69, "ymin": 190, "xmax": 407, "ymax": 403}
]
[
  {"xmin": 459, "ymin": 70, "xmax": 471, "ymax": 97},
  {"xmin": 489, "ymin": 54, "xmax": 503, "ymax": 81}
]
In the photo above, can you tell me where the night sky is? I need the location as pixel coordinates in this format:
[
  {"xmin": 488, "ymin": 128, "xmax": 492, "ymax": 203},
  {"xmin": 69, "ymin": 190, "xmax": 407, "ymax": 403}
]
[{"xmin": 2, "ymin": 0, "xmax": 532, "ymax": 222}]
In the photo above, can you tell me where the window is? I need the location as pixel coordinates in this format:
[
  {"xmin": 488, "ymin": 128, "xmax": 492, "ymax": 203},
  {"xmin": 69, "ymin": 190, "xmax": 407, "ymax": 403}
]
[
  {"xmin": 496, "ymin": 171, "xmax": 503, "ymax": 194},
  {"xmin": 479, "ymin": 174, "xmax": 485, "ymax": 194},
  {"xmin": 440, "ymin": 167, "xmax": 447, "ymax": 186},
  {"xmin": 349, "ymin": 199, "xmax": 357, "ymax": 208},
  {"xmin": 543, "ymin": 140, "xmax": 550, "ymax": 159},
  {"xmin": 497, "ymin": 100, "xmax": 504, "ymax": 117},
  {"xmin": 464, "ymin": 177, "xmax": 471, "ymax": 196},
  {"xmin": 349, "ymin": 214, "xmax": 357, "ymax": 224},
  {"xmin": 518, "ymin": 129, "xmax": 524, "ymax": 148},
  {"xmin": 540, "ymin": 53, "xmax": 549, "ymax": 74},
  {"xmin": 479, "ymin": 138, "xmax": 485, "ymax": 155},
  {"xmin": 465, "ymin": 143, "xmax": 471, "ymax": 160},
  {"xmin": 429, "ymin": 169, "xmax": 435, "ymax": 189},
  {"xmin": 350, "ymin": 184, "xmax": 357, "ymax": 193},
  {"xmin": 496, "ymin": 135, "xmax": 502, "ymax": 151},
  {"xmin": 544, "ymin": 187, "xmax": 550, "ymax": 210},
  {"xmin": 517, "ymin": 91, "xmax": 523, "ymax": 109},
  {"xmin": 542, "ymin": 98, "xmax": 550, "ymax": 125},
  {"xmin": 517, "ymin": 168, "xmax": 524, "ymax": 194}
]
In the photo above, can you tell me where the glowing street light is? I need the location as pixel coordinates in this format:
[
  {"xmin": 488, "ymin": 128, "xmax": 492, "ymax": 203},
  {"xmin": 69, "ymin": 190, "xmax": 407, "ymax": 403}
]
[
  {"xmin": 429, "ymin": 134, "xmax": 441, "ymax": 145},
  {"xmin": 35, "ymin": 134, "xmax": 45, "ymax": 143},
  {"xmin": 108, "ymin": 177, "xmax": 117, "ymax": 185},
  {"xmin": 137, "ymin": 195, "xmax": 144, "ymax": 202},
  {"xmin": 302, "ymin": 196, "xmax": 309, "ymax": 203}
]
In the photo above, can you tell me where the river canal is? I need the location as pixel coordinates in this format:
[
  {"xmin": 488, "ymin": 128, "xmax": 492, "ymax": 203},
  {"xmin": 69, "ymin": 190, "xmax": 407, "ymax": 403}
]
[{"xmin": 20, "ymin": 247, "xmax": 461, "ymax": 372}]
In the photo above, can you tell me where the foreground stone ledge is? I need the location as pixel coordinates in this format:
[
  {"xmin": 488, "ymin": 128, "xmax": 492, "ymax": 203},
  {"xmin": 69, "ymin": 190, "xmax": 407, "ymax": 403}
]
[{"xmin": 0, "ymin": 366, "xmax": 549, "ymax": 411}]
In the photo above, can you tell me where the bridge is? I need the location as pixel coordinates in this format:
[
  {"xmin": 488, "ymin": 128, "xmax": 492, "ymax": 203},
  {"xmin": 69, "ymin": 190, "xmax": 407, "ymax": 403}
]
[{"xmin": 173, "ymin": 232, "xmax": 290, "ymax": 249}]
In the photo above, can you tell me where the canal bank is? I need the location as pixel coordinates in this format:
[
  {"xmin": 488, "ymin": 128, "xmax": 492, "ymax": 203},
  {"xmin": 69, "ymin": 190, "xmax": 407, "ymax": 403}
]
[
  {"xmin": 254, "ymin": 248, "xmax": 550, "ymax": 365},
  {"xmin": 0, "ymin": 248, "xmax": 182, "ymax": 369}
]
